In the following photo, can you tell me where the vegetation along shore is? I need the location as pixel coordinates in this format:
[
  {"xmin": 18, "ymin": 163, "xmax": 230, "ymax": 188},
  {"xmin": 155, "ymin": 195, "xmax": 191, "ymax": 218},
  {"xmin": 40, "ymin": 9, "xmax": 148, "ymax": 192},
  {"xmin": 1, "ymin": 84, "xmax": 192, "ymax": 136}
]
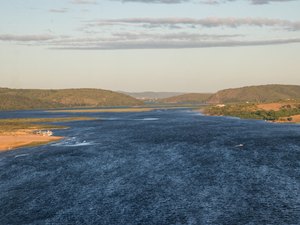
[{"xmin": 203, "ymin": 101, "xmax": 300, "ymax": 123}]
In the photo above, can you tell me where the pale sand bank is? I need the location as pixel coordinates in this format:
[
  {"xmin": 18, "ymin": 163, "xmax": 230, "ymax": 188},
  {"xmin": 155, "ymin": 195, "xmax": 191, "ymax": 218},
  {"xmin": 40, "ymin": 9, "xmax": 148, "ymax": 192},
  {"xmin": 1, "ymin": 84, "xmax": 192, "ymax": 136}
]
[
  {"xmin": 0, "ymin": 135, "xmax": 62, "ymax": 152},
  {"xmin": 0, "ymin": 117, "xmax": 96, "ymax": 152}
]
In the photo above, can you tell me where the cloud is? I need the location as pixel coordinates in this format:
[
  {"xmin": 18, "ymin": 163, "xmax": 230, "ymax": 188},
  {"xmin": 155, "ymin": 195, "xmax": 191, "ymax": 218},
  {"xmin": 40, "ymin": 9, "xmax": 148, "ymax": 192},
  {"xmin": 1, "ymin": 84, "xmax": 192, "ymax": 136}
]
[
  {"xmin": 249, "ymin": 0, "xmax": 294, "ymax": 4},
  {"xmin": 112, "ymin": 32, "xmax": 242, "ymax": 40},
  {"xmin": 70, "ymin": 0, "xmax": 97, "ymax": 4},
  {"xmin": 52, "ymin": 38, "xmax": 300, "ymax": 50},
  {"xmin": 87, "ymin": 17, "xmax": 300, "ymax": 31},
  {"xmin": 204, "ymin": 0, "xmax": 295, "ymax": 4},
  {"xmin": 49, "ymin": 8, "xmax": 68, "ymax": 13},
  {"xmin": 115, "ymin": 0, "xmax": 187, "ymax": 3},
  {"xmin": 1, "ymin": 14, "xmax": 299, "ymax": 51},
  {"xmin": 1, "ymin": 31, "xmax": 299, "ymax": 50},
  {"xmin": 111, "ymin": 0, "xmax": 296, "ymax": 4},
  {"xmin": 47, "ymin": 32, "xmax": 242, "ymax": 45},
  {"xmin": 0, "ymin": 34, "xmax": 56, "ymax": 42},
  {"xmin": 45, "ymin": 31, "xmax": 300, "ymax": 50}
]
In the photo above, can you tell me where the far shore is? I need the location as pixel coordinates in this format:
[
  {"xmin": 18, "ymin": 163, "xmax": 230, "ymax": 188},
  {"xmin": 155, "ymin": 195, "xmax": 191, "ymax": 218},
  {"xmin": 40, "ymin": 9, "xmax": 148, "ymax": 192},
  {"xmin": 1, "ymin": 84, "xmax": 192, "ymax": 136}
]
[
  {"xmin": 48, "ymin": 108, "xmax": 155, "ymax": 113},
  {"xmin": 46, "ymin": 105, "xmax": 200, "ymax": 113},
  {"xmin": 200, "ymin": 110, "xmax": 300, "ymax": 124},
  {"xmin": 200, "ymin": 102, "xmax": 300, "ymax": 124}
]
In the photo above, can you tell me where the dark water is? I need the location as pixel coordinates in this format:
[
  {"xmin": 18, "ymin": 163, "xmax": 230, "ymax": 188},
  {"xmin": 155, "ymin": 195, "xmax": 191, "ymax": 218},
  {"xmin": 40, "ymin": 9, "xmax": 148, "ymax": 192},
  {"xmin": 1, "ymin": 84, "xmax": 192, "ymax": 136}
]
[{"xmin": 0, "ymin": 109, "xmax": 300, "ymax": 225}]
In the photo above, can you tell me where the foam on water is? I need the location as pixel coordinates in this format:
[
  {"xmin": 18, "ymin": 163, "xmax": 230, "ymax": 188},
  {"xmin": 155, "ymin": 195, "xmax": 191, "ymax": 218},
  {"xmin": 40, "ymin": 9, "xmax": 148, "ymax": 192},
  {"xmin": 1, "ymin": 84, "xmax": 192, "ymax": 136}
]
[
  {"xmin": 101, "ymin": 117, "xmax": 159, "ymax": 121},
  {"xmin": 14, "ymin": 154, "xmax": 29, "ymax": 158},
  {"xmin": 51, "ymin": 137, "xmax": 94, "ymax": 147},
  {"xmin": 134, "ymin": 118, "xmax": 159, "ymax": 121},
  {"xmin": 101, "ymin": 117, "xmax": 120, "ymax": 121}
]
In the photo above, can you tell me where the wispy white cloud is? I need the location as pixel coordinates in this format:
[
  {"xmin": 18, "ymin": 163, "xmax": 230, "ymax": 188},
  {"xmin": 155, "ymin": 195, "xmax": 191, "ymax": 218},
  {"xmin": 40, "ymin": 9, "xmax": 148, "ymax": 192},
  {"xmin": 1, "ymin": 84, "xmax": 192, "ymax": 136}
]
[
  {"xmin": 114, "ymin": 0, "xmax": 187, "ymax": 3},
  {"xmin": 49, "ymin": 8, "xmax": 68, "ymax": 13},
  {"xmin": 70, "ymin": 0, "xmax": 97, "ymax": 4},
  {"xmin": 1, "ymin": 14, "xmax": 299, "ymax": 50},
  {"xmin": 87, "ymin": 17, "xmax": 300, "ymax": 31},
  {"xmin": 0, "ymin": 34, "xmax": 57, "ymax": 42},
  {"xmin": 112, "ymin": 0, "xmax": 296, "ymax": 4},
  {"xmin": 1, "ymin": 31, "xmax": 299, "ymax": 50},
  {"xmin": 46, "ymin": 32, "xmax": 242, "ymax": 45},
  {"xmin": 51, "ymin": 38, "xmax": 300, "ymax": 50},
  {"xmin": 249, "ymin": 0, "xmax": 295, "ymax": 4}
]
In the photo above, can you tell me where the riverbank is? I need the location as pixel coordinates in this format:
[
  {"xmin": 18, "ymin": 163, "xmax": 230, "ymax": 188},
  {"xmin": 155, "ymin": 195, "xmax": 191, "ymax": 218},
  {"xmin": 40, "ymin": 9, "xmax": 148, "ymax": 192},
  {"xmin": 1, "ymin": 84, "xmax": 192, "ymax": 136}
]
[
  {"xmin": 0, "ymin": 117, "xmax": 95, "ymax": 152},
  {"xmin": 48, "ymin": 108, "xmax": 155, "ymax": 113},
  {"xmin": 47, "ymin": 105, "xmax": 201, "ymax": 113},
  {"xmin": 202, "ymin": 102, "xmax": 300, "ymax": 123},
  {"xmin": 0, "ymin": 135, "xmax": 62, "ymax": 151}
]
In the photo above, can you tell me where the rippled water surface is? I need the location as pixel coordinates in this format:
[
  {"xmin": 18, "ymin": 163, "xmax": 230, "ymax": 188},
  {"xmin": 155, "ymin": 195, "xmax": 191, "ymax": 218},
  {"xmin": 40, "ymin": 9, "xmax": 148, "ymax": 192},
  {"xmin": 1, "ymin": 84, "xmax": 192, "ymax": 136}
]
[{"xmin": 0, "ymin": 109, "xmax": 300, "ymax": 225}]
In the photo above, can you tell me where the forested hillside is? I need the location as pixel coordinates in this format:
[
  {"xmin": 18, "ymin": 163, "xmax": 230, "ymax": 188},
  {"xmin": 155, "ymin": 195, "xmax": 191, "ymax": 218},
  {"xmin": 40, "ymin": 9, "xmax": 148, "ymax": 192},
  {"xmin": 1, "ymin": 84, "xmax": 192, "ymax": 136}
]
[
  {"xmin": 160, "ymin": 93, "xmax": 212, "ymax": 104},
  {"xmin": 207, "ymin": 85, "xmax": 300, "ymax": 104},
  {"xmin": 0, "ymin": 88, "xmax": 143, "ymax": 110}
]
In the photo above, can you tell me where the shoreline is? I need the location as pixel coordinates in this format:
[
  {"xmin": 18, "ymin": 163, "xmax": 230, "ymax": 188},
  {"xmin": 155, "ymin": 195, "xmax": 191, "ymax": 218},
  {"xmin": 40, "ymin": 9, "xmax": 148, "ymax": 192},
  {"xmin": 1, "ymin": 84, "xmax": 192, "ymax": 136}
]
[
  {"xmin": 47, "ymin": 108, "xmax": 155, "ymax": 113},
  {"xmin": 0, "ymin": 134, "xmax": 63, "ymax": 152},
  {"xmin": 200, "ymin": 102, "xmax": 300, "ymax": 124},
  {"xmin": 0, "ymin": 117, "xmax": 97, "ymax": 152},
  {"xmin": 199, "ymin": 110, "xmax": 300, "ymax": 124}
]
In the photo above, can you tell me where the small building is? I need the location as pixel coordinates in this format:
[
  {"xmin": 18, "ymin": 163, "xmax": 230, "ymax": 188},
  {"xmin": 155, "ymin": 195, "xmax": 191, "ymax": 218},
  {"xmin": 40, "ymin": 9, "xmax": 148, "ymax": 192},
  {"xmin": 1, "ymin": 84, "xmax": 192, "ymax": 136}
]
[{"xmin": 34, "ymin": 130, "xmax": 53, "ymax": 136}]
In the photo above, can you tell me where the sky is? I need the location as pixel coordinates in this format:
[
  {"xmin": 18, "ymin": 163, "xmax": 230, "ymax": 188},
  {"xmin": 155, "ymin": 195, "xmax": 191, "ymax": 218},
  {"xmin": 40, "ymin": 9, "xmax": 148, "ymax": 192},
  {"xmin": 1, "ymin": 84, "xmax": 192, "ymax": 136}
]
[{"xmin": 0, "ymin": 0, "xmax": 300, "ymax": 92}]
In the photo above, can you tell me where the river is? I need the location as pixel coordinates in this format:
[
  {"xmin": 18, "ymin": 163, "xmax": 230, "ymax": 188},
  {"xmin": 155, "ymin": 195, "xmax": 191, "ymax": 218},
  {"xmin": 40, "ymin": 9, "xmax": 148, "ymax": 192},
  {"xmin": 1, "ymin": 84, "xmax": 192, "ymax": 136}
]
[{"xmin": 0, "ymin": 109, "xmax": 299, "ymax": 225}]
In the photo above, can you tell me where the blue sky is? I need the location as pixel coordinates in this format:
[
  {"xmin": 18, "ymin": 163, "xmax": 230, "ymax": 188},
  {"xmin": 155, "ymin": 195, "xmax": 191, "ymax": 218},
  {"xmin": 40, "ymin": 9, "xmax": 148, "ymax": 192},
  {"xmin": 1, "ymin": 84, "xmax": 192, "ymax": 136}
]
[{"xmin": 1, "ymin": 0, "xmax": 300, "ymax": 92}]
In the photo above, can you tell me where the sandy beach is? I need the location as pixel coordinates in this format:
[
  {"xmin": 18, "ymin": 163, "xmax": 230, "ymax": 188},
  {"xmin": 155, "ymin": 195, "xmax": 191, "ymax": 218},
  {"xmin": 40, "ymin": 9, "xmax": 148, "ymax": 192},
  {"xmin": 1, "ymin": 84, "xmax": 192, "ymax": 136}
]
[
  {"xmin": 0, "ymin": 117, "xmax": 96, "ymax": 152},
  {"xmin": 0, "ymin": 134, "xmax": 62, "ymax": 152}
]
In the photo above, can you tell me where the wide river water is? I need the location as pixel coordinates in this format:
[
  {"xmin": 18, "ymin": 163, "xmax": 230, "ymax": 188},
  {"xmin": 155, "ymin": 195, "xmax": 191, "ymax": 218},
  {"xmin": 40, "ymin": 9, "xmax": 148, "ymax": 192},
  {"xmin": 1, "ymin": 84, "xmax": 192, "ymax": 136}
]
[{"xmin": 0, "ymin": 109, "xmax": 299, "ymax": 225}]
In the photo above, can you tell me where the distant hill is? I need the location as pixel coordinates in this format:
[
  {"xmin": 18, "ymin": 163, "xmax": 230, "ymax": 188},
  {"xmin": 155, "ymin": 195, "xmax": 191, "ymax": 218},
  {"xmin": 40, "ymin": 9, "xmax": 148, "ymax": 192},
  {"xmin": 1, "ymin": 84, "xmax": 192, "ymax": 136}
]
[
  {"xmin": 207, "ymin": 85, "xmax": 300, "ymax": 104},
  {"xmin": 119, "ymin": 91, "xmax": 185, "ymax": 100},
  {"xmin": 0, "ymin": 88, "xmax": 143, "ymax": 111},
  {"xmin": 160, "ymin": 93, "xmax": 213, "ymax": 104}
]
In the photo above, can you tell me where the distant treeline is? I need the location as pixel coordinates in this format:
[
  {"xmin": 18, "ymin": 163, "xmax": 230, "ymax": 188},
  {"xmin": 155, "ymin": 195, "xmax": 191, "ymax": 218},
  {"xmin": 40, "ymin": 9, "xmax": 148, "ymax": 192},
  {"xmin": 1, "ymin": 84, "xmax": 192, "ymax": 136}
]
[{"xmin": 205, "ymin": 103, "xmax": 300, "ymax": 121}]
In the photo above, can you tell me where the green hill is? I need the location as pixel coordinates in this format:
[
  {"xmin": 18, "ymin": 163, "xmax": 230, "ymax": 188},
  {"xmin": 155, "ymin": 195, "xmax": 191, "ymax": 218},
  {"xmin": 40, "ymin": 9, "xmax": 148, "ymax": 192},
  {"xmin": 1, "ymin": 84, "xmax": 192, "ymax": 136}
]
[
  {"xmin": 207, "ymin": 85, "xmax": 300, "ymax": 104},
  {"xmin": 160, "ymin": 93, "xmax": 212, "ymax": 104},
  {"xmin": 0, "ymin": 88, "xmax": 143, "ymax": 111}
]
